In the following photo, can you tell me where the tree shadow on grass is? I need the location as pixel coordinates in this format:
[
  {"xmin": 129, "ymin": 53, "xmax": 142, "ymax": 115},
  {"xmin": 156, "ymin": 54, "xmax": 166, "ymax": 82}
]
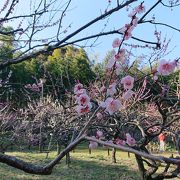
[
  {"xmin": 52, "ymin": 157, "xmax": 141, "ymax": 180},
  {"xmin": 0, "ymin": 156, "xmax": 141, "ymax": 180}
]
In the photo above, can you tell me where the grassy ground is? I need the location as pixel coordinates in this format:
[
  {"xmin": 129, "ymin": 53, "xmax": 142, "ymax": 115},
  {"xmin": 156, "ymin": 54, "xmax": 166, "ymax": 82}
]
[
  {"xmin": 0, "ymin": 147, "xmax": 140, "ymax": 180},
  {"xmin": 0, "ymin": 147, "xmax": 179, "ymax": 180}
]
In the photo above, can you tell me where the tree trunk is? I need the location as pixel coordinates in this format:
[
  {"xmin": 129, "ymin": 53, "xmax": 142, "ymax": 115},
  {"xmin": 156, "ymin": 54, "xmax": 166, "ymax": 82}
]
[
  {"xmin": 135, "ymin": 154, "xmax": 148, "ymax": 180},
  {"xmin": 89, "ymin": 148, "xmax": 91, "ymax": 154},
  {"xmin": 57, "ymin": 142, "xmax": 61, "ymax": 155},
  {"xmin": 66, "ymin": 152, "xmax": 71, "ymax": 167},
  {"xmin": 107, "ymin": 148, "xmax": 110, "ymax": 156},
  {"xmin": 112, "ymin": 148, "xmax": 116, "ymax": 163}
]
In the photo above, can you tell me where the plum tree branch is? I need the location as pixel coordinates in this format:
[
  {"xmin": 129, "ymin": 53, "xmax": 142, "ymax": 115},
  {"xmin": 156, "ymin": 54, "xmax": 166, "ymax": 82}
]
[{"xmin": 84, "ymin": 136, "xmax": 180, "ymax": 166}]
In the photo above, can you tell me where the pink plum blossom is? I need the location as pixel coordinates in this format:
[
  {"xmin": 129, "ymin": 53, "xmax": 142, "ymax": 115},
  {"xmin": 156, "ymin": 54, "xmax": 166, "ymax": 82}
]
[
  {"xmin": 122, "ymin": 89, "xmax": 135, "ymax": 100},
  {"xmin": 115, "ymin": 59, "xmax": 128, "ymax": 75},
  {"xmin": 104, "ymin": 97, "xmax": 122, "ymax": 115},
  {"xmin": 25, "ymin": 84, "xmax": 31, "ymax": 89},
  {"xmin": 134, "ymin": 4, "xmax": 145, "ymax": 14},
  {"xmin": 96, "ymin": 130, "xmax": 103, "ymax": 139},
  {"xmin": 74, "ymin": 83, "xmax": 83, "ymax": 94},
  {"xmin": 107, "ymin": 57, "xmax": 115, "ymax": 69},
  {"xmin": 31, "ymin": 84, "xmax": 40, "ymax": 92},
  {"xmin": 74, "ymin": 89, "xmax": 87, "ymax": 100},
  {"xmin": 89, "ymin": 141, "xmax": 98, "ymax": 149},
  {"xmin": 96, "ymin": 112, "xmax": 103, "ymax": 120},
  {"xmin": 115, "ymin": 62, "xmax": 122, "ymax": 75},
  {"xmin": 114, "ymin": 49, "xmax": 126, "ymax": 61},
  {"xmin": 76, "ymin": 103, "xmax": 92, "ymax": 115},
  {"xmin": 106, "ymin": 50, "xmax": 116, "ymax": 69},
  {"xmin": 76, "ymin": 89, "xmax": 87, "ymax": 96},
  {"xmin": 124, "ymin": 30, "xmax": 132, "ymax": 40},
  {"xmin": 115, "ymin": 138, "xmax": 126, "ymax": 146},
  {"xmin": 112, "ymin": 38, "xmax": 121, "ymax": 48},
  {"xmin": 128, "ymin": 4, "xmax": 145, "ymax": 16},
  {"xmin": 132, "ymin": 16, "xmax": 138, "ymax": 27},
  {"xmin": 99, "ymin": 101, "xmax": 106, "ymax": 108},
  {"xmin": 37, "ymin": 82, "xmax": 43, "ymax": 88},
  {"xmin": 128, "ymin": 10, "xmax": 136, "ymax": 17},
  {"xmin": 153, "ymin": 75, "xmax": 158, "ymax": 81},
  {"xmin": 126, "ymin": 133, "xmax": 136, "ymax": 147},
  {"xmin": 121, "ymin": 75, "xmax": 134, "ymax": 90},
  {"xmin": 119, "ymin": 24, "xmax": 133, "ymax": 40},
  {"xmin": 77, "ymin": 93, "xmax": 90, "ymax": 106},
  {"xmin": 157, "ymin": 60, "xmax": 176, "ymax": 76},
  {"xmin": 100, "ymin": 85, "xmax": 106, "ymax": 93},
  {"xmin": 107, "ymin": 83, "xmax": 117, "ymax": 96}
]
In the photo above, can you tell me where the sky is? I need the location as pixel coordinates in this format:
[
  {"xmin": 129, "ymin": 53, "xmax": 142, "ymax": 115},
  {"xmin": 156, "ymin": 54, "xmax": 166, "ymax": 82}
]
[
  {"xmin": 1, "ymin": 0, "xmax": 180, "ymax": 63},
  {"xmin": 63, "ymin": 0, "xmax": 180, "ymax": 63}
]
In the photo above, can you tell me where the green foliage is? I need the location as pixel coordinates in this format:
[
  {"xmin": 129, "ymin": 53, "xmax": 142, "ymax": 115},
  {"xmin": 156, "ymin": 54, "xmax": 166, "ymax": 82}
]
[
  {"xmin": 91, "ymin": 50, "xmax": 114, "ymax": 79},
  {"xmin": 0, "ymin": 26, "xmax": 15, "ymax": 81},
  {"xmin": 10, "ymin": 46, "xmax": 95, "ymax": 86},
  {"xmin": 6, "ymin": 46, "xmax": 95, "ymax": 104},
  {"xmin": 0, "ymin": 27, "xmax": 14, "ymax": 55},
  {"xmin": 92, "ymin": 63, "xmax": 105, "ymax": 79},
  {"xmin": 45, "ymin": 46, "xmax": 95, "ymax": 86},
  {"xmin": 10, "ymin": 57, "xmax": 44, "ymax": 84}
]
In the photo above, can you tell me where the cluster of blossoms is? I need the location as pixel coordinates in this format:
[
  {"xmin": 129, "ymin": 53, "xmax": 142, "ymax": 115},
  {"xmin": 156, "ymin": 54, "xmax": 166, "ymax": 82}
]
[
  {"xmin": 89, "ymin": 130, "xmax": 104, "ymax": 149},
  {"xmin": 74, "ymin": 83, "xmax": 92, "ymax": 115},
  {"xmin": 86, "ymin": 4, "xmax": 146, "ymax": 149},
  {"xmin": 89, "ymin": 137, "xmax": 98, "ymax": 149},
  {"xmin": 152, "ymin": 59, "xmax": 179, "ymax": 81},
  {"xmin": 157, "ymin": 59, "xmax": 177, "ymax": 76},
  {"xmin": 97, "ymin": 81, "xmax": 122, "ymax": 115},
  {"xmin": 89, "ymin": 131, "xmax": 136, "ymax": 149},
  {"xmin": 24, "ymin": 83, "xmax": 42, "ymax": 92},
  {"xmin": 119, "ymin": 3, "xmax": 145, "ymax": 41},
  {"xmin": 121, "ymin": 75, "xmax": 135, "ymax": 100},
  {"xmin": 106, "ymin": 49, "xmax": 129, "ymax": 75},
  {"xmin": 73, "ymin": 2, "xmax": 178, "ymax": 153},
  {"xmin": 96, "ymin": 75, "xmax": 135, "ymax": 116},
  {"xmin": 107, "ymin": 3, "xmax": 145, "ymax": 75},
  {"xmin": 100, "ymin": 97, "xmax": 122, "ymax": 115},
  {"xmin": 116, "ymin": 133, "xmax": 136, "ymax": 147}
]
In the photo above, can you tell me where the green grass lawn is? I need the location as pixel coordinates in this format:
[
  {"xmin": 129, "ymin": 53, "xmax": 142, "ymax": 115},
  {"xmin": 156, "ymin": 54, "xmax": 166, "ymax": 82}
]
[
  {"xmin": 0, "ymin": 147, "xmax": 179, "ymax": 180},
  {"xmin": 0, "ymin": 147, "xmax": 140, "ymax": 180}
]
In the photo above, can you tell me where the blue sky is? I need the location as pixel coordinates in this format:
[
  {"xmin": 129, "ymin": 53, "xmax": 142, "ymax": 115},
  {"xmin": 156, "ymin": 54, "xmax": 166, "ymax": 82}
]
[
  {"xmin": 63, "ymin": 0, "xmax": 180, "ymax": 62},
  {"xmin": 1, "ymin": 0, "xmax": 180, "ymax": 63}
]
